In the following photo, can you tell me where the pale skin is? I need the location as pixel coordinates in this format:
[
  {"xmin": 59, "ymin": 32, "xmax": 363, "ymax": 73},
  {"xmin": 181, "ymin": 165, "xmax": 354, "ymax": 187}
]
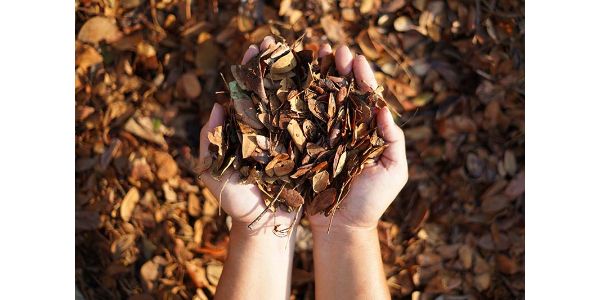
[{"xmin": 198, "ymin": 36, "xmax": 408, "ymax": 300}]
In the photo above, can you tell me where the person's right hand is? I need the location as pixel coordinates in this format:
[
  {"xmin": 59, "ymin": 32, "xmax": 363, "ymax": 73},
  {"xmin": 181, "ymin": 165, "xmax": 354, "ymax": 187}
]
[{"xmin": 198, "ymin": 36, "xmax": 297, "ymax": 233}]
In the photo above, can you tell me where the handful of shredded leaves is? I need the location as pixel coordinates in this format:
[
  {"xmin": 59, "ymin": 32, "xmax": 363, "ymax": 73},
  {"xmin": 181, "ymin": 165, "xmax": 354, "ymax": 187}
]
[{"xmin": 204, "ymin": 39, "xmax": 388, "ymax": 231}]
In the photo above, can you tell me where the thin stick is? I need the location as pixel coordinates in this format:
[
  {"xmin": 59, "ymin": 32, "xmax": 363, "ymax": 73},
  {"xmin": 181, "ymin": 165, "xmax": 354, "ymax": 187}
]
[
  {"xmin": 284, "ymin": 205, "xmax": 302, "ymax": 249},
  {"xmin": 247, "ymin": 186, "xmax": 284, "ymax": 230}
]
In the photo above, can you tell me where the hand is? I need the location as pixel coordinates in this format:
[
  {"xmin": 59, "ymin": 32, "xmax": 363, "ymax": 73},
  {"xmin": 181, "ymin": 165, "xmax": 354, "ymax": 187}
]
[
  {"xmin": 200, "ymin": 37, "xmax": 297, "ymax": 300},
  {"xmin": 309, "ymin": 44, "xmax": 407, "ymax": 300},
  {"xmin": 309, "ymin": 44, "xmax": 409, "ymax": 231},
  {"xmin": 198, "ymin": 36, "xmax": 297, "ymax": 233}
]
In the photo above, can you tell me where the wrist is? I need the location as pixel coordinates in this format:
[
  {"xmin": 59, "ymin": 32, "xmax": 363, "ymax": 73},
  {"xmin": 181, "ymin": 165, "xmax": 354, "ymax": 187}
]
[
  {"xmin": 311, "ymin": 224, "xmax": 378, "ymax": 247},
  {"xmin": 229, "ymin": 220, "xmax": 296, "ymax": 255},
  {"xmin": 309, "ymin": 213, "xmax": 378, "ymax": 236}
]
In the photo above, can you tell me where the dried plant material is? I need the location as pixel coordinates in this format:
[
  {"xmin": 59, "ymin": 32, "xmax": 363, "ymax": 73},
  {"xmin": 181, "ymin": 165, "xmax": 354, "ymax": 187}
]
[
  {"xmin": 307, "ymin": 188, "xmax": 336, "ymax": 215},
  {"xmin": 279, "ymin": 186, "xmax": 304, "ymax": 208},
  {"xmin": 458, "ymin": 245, "xmax": 473, "ymax": 269},
  {"xmin": 474, "ymin": 273, "xmax": 491, "ymax": 291},
  {"xmin": 496, "ymin": 254, "xmax": 519, "ymax": 274},
  {"xmin": 177, "ymin": 72, "xmax": 202, "ymax": 99},
  {"xmin": 287, "ymin": 119, "xmax": 307, "ymax": 149},
  {"xmin": 162, "ymin": 182, "xmax": 177, "ymax": 202},
  {"xmin": 271, "ymin": 52, "xmax": 297, "ymax": 73},
  {"xmin": 155, "ymin": 151, "xmax": 178, "ymax": 181},
  {"xmin": 77, "ymin": 16, "xmax": 123, "ymax": 44},
  {"xmin": 481, "ymin": 194, "xmax": 510, "ymax": 214},
  {"xmin": 265, "ymin": 154, "xmax": 295, "ymax": 177},
  {"xmin": 206, "ymin": 39, "xmax": 387, "ymax": 225},
  {"xmin": 206, "ymin": 262, "xmax": 224, "ymax": 286},
  {"xmin": 321, "ymin": 15, "xmax": 347, "ymax": 43},
  {"xmin": 188, "ymin": 193, "xmax": 201, "ymax": 217},
  {"xmin": 241, "ymin": 134, "xmax": 258, "ymax": 158},
  {"xmin": 124, "ymin": 116, "xmax": 170, "ymax": 148},
  {"xmin": 312, "ymin": 170, "xmax": 330, "ymax": 193},
  {"xmin": 140, "ymin": 259, "xmax": 160, "ymax": 291},
  {"xmin": 394, "ymin": 16, "xmax": 414, "ymax": 32},
  {"xmin": 332, "ymin": 145, "xmax": 347, "ymax": 178},
  {"xmin": 120, "ymin": 187, "xmax": 140, "ymax": 222},
  {"xmin": 185, "ymin": 259, "xmax": 208, "ymax": 288},
  {"xmin": 230, "ymin": 81, "xmax": 265, "ymax": 129},
  {"xmin": 76, "ymin": 0, "xmax": 524, "ymax": 298},
  {"xmin": 76, "ymin": 44, "xmax": 103, "ymax": 71}
]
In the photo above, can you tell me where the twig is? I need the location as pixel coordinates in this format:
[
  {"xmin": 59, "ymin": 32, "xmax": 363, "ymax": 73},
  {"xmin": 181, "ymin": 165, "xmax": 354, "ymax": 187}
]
[
  {"xmin": 247, "ymin": 186, "xmax": 285, "ymax": 230},
  {"xmin": 218, "ymin": 173, "xmax": 234, "ymax": 216}
]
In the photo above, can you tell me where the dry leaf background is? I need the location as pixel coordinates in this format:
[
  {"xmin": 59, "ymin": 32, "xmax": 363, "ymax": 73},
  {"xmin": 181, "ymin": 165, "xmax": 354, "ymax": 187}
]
[{"xmin": 76, "ymin": 0, "xmax": 524, "ymax": 299}]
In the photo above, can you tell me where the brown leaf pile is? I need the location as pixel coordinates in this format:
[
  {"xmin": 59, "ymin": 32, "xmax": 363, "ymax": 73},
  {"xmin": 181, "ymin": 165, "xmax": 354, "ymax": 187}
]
[
  {"xmin": 204, "ymin": 40, "xmax": 387, "ymax": 223},
  {"xmin": 76, "ymin": 0, "xmax": 524, "ymax": 299}
]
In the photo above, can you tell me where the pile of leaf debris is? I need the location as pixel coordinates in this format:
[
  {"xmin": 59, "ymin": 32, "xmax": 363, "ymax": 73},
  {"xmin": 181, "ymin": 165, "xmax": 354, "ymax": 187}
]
[
  {"xmin": 205, "ymin": 39, "xmax": 387, "ymax": 226},
  {"xmin": 76, "ymin": 0, "xmax": 524, "ymax": 299}
]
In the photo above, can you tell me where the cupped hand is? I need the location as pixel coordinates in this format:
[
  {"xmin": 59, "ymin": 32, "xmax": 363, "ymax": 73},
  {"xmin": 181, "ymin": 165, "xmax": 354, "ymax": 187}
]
[
  {"xmin": 309, "ymin": 44, "xmax": 409, "ymax": 231},
  {"xmin": 198, "ymin": 36, "xmax": 296, "ymax": 232}
]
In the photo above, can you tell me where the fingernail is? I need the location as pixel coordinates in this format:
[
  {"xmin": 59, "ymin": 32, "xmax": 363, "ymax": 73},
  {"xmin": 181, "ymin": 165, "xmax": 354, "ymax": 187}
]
[
  {"xmin": 260, "ymin": 36, "xmax": 275, "ymax": 51},
  {"xmin": 242, "ymin": 45, "xmax": 259, "ymax": 64},
  {"xmin": 318, "ymin": 43, "xmax": 332, "ymax": 57}
]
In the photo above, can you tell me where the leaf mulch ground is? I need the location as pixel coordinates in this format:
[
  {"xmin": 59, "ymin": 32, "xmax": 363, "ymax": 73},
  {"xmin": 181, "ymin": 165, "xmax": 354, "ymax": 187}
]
[{"xmin": 75, "ymin": 0, "xmax": 524, "ymax": 299}]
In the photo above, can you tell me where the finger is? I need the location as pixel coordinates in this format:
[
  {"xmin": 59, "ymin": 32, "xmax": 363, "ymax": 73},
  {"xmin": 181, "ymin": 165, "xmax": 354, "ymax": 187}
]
[
  {"xmin": 353, "ymin": 55, "xmax": 378, "ymax": 92},
  {"xmin": 199, "ymin": 103, "xmax": 225, "ymax": 169},
  {"xmin": 334, "ymin": 45, "xmax": 353, "ymax": 76},
  {"xmin": 241, "ymin": 44, "xmax": 259, "ymax": 64},
  {"xmin": 377, "ymin": 106, "xmax": 407, "ymax": 169},
  {"xmin": 318, "ymin": 43, "xmax": 333, "ymax": 58},
  {"xmin": 260, "ymin": 36, "xmax": 276, "ymax": 51}
]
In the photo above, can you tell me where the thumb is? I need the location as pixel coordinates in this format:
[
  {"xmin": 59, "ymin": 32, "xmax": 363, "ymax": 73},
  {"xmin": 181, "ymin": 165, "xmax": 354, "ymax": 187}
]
[
  {"xmin": 198, "ymin": 103, "xmax": 225, "ymax": 174},
  {"xmin": 377, "ymin": 106, "xmax": 407, "ymax": 170}
]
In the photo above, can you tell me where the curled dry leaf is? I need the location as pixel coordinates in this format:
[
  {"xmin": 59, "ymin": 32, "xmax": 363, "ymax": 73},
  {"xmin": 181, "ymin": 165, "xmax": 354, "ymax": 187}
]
[
  {"xmin": 177, "ymin": 72, "xmax": 202, "ymax": 99},
  {"xmin": 207, "ymin": 126, "xmax": 224, "ymax": 156},
  {"xmin": 76, "ymin": 44, "xmax": 103, "ymax": 70},
  {"xmin": 271, "ymin": 51, "xmax": 297, "ymax": 74},
  {"xmin": 320, "ymin": 15, "xmax": 347, "ymax": 43},
  {"xmin": 77, "ymin": 16, "xmax": 123, "ymax": 44},
  {"xmin": 230, "ymin": 81, "xmax": 265, "ymax": 129},
  {"xmin": 255, "ymin": 135, "xmax": 270, "ymax": 150},
  {"xmin": 206, "ymin": 262, "xmax": 224, "ymax": 286},
  {"xmin": 287, "ymin": 119, "xmax": 307, "ymax": 149},
  {"xmin": 140, "ymin": 259, "xmax": 159, "ymax": 291},
  {"xmin": 188, "ymin": 193, "xmax": 201, "ymax": 217},
  {"xmin": 241, "ymin": 134, "xmax": 258, "ymax": 158},
  {"xmin": 274, "ymin": 160, "xmax": 295, "ymax": 176},
  {"xmin": 124, "ymin": 116, "xmax": 169, "ymax": 148},
  {"xmin": 312, "ymin": 170, "xmax": 330, "ymax": 193},
  {"xmin": 279, "ymin": 186, "xmax": 305, "ymax": 208},
  {"xmin": 121, "ymin": 187, "xmax": 140, "ymax": 222},
  {"xmin": 332, "ymin": 145, "xmax": 347, "ymax": 178},
  {"xmin": 308, "ymin": 188, "xmax": 336, "ymax": 215},
  {"xmin": 154, "ymin": 151, "xmax": 178, "ymax": 181}
]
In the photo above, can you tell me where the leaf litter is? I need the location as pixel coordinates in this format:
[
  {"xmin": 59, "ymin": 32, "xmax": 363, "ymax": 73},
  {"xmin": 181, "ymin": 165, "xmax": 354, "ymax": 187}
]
[
  {"xmin": 76, "ymin": 0, "xmax": 524, "ymax": 299},
  {"xmin": 203, "ymin": 39, "xmax": 388, "ymax": 232}
]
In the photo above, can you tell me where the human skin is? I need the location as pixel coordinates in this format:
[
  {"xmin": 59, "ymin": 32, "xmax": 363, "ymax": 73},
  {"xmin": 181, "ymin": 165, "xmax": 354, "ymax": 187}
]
[
  {"xmin": 198, "ymin": 36, "xmax": 299, "ymax": 300},
  {"xmin": 308, "ymin": 44, "xmax": 409, "ymax": 300},
  {"xmin": 199, "ymin": 36, "xmax": 408, "ymax": 300}
]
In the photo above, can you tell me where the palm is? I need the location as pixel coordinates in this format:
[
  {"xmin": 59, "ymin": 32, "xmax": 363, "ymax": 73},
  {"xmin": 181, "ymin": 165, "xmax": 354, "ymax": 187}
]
[
  {"xmin": 205, "ymin": 172, "xmax": 264, "ymax": 223},
  {"xmin": 199, "ymin": 39, "xmax": 406, "ymax": 231},
  {"xmin": 309, "ymin": 153, "xmax": 407, "ymax": 228},
  {"xmin": 308, "ymin": 43, "xmax": 408, "ymax": 230}
]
